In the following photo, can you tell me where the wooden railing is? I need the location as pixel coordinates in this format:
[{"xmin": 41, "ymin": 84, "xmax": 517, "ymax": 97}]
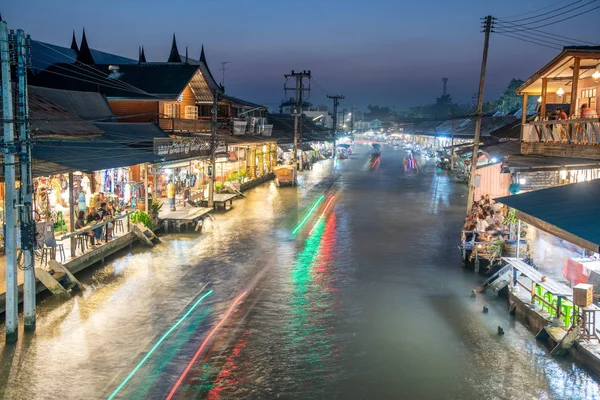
[
  {"xmin": 523, "ymin": 118, "xmax": 600, "ymax": 145},
  {"xmin": 158, "ymin": 118, "xmax": 229, "ymax": 133}
]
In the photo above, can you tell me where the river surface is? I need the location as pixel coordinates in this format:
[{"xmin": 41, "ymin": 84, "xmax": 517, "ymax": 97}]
[{"xmin": 1, "ymin": 144, "xmax": 599, "ymax": 399}]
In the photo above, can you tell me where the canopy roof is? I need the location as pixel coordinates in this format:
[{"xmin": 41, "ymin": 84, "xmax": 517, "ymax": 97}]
[
  {"xmin": 32, "ymin": 138, "xmax": 163, "ymax": 173},
  {"xmin": 495, "ymin": 179, "xmax": 600, "ymax": 253},
  {"xmin": 517, "ymin": 46, "xmax": 600, "ymax": 95}
]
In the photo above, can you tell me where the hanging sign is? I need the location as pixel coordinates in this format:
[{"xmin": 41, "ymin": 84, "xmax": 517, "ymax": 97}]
[{"xmin": 154, "ymin": 137, "xmax": 227, "ymax": 161}]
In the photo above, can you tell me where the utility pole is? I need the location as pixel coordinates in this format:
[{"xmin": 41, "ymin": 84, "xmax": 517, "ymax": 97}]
[
  {"xmin": 1, "ymin": 21, "xmax": 19, "ymax": 343},
  {"xmin": 284, "ymin": 70, "xmax": 311, "ymax": 169},
  {"xmin": 350, "ymin": 105, "xmax": 355, "ymax": 139},
  {"xmin": 450, "ymin": 108, "xmax": 455, "ymax": 171},
  {"xmin": 219, "ymin": 61, "xmax": 232, "ymax": 88},
  {"xmin": 466, "ymin": 15, "xmax": 493, "ymax": 216},
  {"xmin": 207, "ymin": 88, "xmax": 220, "ymax": 208},
  {"xmin": 15, "ymin": 29, "xmax": 35, "ymax": 332},
  {"xmin": 327, "ymin": 95, "xmax": 344, "ymax": 158}
]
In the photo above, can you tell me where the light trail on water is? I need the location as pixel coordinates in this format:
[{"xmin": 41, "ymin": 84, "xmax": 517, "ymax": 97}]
[
  {"xmin": 308, "ymin": 196, "xmax": 336, "ymax": 235},
  {"xmin": 107, "ymin": 287, "xmax": 213, "ymax": 400},
  {"xmin": 292, "ymin": 195, "xmax": 325, "ymax": 235},
  {"xmin": 165, "ymin": 291, "xmax": 248, "ymax": 400}
]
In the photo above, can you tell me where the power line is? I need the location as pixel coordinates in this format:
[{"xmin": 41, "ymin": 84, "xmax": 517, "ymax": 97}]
[
  {"xmin": 494, "ymin": 19, "xmax": 599, "ymax": 45},
  {"xmin": 501, "ymin": 0, "xmax": 591, "ymax": 24},
  {"xmin": 497, "ymin": 0, "xmax": 574, "ymax": 19},
  {"xmin": 34, "ymin": 41, "xmax": 154, "ymax": 97},
  {"xmin": 494, "ymin": 32, "xmax": 563, "ymax": 50},
  {"xmin": 492, "ymin": 28, "xmax": 568, "ymax": 48},
  {"xmin": 493, "ymin": 4, "xmax": 600, "ymax": 32}
]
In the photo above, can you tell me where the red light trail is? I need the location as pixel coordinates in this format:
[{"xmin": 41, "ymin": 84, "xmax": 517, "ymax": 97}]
[
  {"xmin": 308, "ymin": 196, "xmax": 336, "ymax": 235},
  {"xmin": 165, "ymin": 291, "xmax": 248, "ymax": 400}
]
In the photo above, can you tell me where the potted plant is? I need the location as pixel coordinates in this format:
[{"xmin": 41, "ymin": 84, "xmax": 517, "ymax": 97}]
[{"xmin": 148, "ymin": 199, "xmax": 163, "ymax": 229}]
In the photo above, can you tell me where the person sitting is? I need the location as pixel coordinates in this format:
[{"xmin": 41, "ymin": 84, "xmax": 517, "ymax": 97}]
[
  {"xmin": 581, "ymin": 104, "xmax": 597, "ymax": 118},
  {"xmin": 555, "ymin": 107, "xmax": 568, "ymax": 120},
  {"xmin": 87, "ymin": 209, "xmax": 103, "ymax": 243},
  {"xmin": 98, "ymin": 202, "xmax": 113, "ymax": 240},
  {"xmin": 75, "ymin": 210, "xmax": 95, "ymax": 246}
]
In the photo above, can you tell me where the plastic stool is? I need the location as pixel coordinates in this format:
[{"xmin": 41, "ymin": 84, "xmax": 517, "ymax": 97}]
[
  {"xmin": 561, "ymin": 301, "xmax": 575, "ymax": 327},
  {"xmin": 55, "ymin": 243, "xmax": 66, "ymax": 262},
  {"xmin": 114, "ymin": 219, "xmax": 124, "ymax": 234},
  {"xmin": 542, "ymin": 292, "xmax": 554, "ymax": 314},
  {"xmin": 75, "ymin": 235, "xmax": 87, "ymax": 254}
]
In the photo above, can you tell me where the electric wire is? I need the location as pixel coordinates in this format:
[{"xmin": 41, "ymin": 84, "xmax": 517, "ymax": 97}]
[
  {"xmin": 497, "ymin": 0, "xmax": 575, "ymax": 19},
  {"xmin": 493, "ymin": 4, "xmax": 600, "ymax": 32},
  {"xmin": 494, "ymin": 32, "xmax": 563, "ymax": 50},
  {"xmin": 493, "ymin": 19, "xmax": 599, "ymax": 45},
  {"xmin": 34, "ymin": 41, "xmax": 155, "ymax": 97},
  {"xmin": 32, "ymin": 47, "xmax": 154, "ymax": 97},
  {"xmin": 500, "ymin": 0, "xmax": 593, "ymax": 24}
]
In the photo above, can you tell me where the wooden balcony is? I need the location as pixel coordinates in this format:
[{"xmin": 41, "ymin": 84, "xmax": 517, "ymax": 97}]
[
  {"xmin": 158, "ymin": 117, "xmax": 229, "ymax": 134},
  {"xmin": 521, "ymin": 118, "xmax": 600, "ymax": 159}
]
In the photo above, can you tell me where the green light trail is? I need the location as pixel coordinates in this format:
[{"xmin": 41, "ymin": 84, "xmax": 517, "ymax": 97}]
[
  {"xmin": 107, "ymin": 289, "xmax": 214, "ymax": 400},
  {"xmin": 292, "ymin": 195, "xmax": 325, "ymax": 235}
]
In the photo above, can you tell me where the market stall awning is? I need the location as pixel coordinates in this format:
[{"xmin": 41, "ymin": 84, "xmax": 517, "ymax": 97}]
[
  {"xmin": 32, "ymin": 138, "xmax": 163, "ymax": 173},
  {"xmin": 495, "ymin": 179, "xmax": 600, "ymax": 253}
]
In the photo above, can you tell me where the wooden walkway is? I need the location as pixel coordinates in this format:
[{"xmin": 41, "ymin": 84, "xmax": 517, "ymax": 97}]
[{"xmin": 159, "ymin": 206, "xmax": 213, "ymax": 233}]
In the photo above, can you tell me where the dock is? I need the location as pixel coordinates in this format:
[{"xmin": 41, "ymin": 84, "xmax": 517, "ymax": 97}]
[{"xmin": 159, "ymin": 206, "xmax": 213, "ymax": 233}]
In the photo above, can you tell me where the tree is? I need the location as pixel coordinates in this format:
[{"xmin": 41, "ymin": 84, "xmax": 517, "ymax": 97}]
[
  {"xmin": 496, "ymin": 79, "xmax": 524, "ymax": 114},
  {"xmin": 364, "ymin": 105, "xmax": 393, "ymax": 120},
  {"xmin": 278, "ymin": 97, "xmax": 312, "ymax": 114}
]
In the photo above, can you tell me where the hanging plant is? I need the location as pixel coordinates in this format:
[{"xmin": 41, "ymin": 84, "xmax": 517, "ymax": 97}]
[{"xmin": 505, "ymin": 208, "xmax": 517, "ymax": 226}]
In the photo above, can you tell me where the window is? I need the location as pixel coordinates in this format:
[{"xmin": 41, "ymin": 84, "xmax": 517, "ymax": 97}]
[
  {"xmin": 581, "ymin": 88, "xmax": 597, "ymax": 109},
  {"xmin": 185, "ymin": 106, "xmax": 198, "ymax": 120},
  {"xmin": 164, "ymin": 103, "xmax": 180, "ymax": 118}
]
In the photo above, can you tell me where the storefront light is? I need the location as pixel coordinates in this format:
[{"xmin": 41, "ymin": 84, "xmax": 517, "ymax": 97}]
[
  {"xmin": 560, "ymin": 169, "xmax": 568, "ymax": 180},
  {"xmin": 556, "ymin": 87, "xmax": 565, "ymax": 97}
]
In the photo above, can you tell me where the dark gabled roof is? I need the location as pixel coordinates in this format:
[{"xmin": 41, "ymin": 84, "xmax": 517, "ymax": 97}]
[
  {"xmin": 168, "ymin": 34, "xmax": 182, "ymax": 63},
  {"xmin": 77, "ymin": 28, "xmax": 94, "ymax": 64},
  {"xmin": 455, "ymin": 116, "xmax": 519, "ymax": 138},
  {"xmin": 495, "ymin": 179, "xmax": 600, "ymax": 252},
  {"xmin": 70, "ymin": 31, "xmax": 78, "ymax": 52},
  {"xmin": 30, "ymin": 86, "xmax": 115, "ymax": 121},
  {"xmin": 28, "ymin": 89, "xmax": 103, "ymax": 138},
  {"xmin": 30, "ymin": 62, "xmax": 200, "ymax": 100},
  {"xmin": 268, "ymin": 113, "xmax": 330, "ymax": 143},
  {"xmin": 30, "ymin": 40, "xmax": 136, "ymax": 75},
  {"xmin": 93, "ymin": 122, "xmax": 170, "ymax": 151},
  {"xmin": 185, "ymin": 46, "xmax": 220, "ymax": 93},
  {"xmin": 221, "ymin": 94, "xmax": 266, "ymax": 109}
]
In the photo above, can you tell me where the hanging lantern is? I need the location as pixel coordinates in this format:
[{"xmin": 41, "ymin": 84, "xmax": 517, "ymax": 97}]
[
  {"xmin": 593, "ymin": 63, "xmax": 600, "ymax": 82},
  {"xmin": 556, "ymin": 87, "xmax": 565, "ymax": 97}
]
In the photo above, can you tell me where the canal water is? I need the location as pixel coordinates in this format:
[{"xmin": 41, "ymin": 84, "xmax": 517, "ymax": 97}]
[{"xmin": 0, "ymin": 144, "xmax": 598, "ymax": 399}]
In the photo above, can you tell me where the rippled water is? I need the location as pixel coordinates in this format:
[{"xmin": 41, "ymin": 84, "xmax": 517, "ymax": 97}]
[{"xmin": 1, "ymin": 144, "xmax": 599, "ymax": 399}]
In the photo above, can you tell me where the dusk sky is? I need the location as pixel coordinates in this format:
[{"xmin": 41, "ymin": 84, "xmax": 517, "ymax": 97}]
[{"xmin": 3, "ymin": 0, "xmax": 599, "ymax": 111}]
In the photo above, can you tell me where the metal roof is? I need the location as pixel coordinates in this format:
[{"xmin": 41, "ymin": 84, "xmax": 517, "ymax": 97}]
[
  {"xmin": 495, "ymin": 179, "xmax": 600, "ymax": 253},
  {"xmin": 32, "ymin": 138, "xmax": 163, "ymax": 173},
  {"xmin": 30, "ymin": 86, "xmax": 115, "ymax": 121}
]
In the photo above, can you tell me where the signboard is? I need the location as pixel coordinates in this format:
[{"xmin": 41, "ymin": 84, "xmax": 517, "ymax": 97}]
[{"xmin": 154, "ymin": 137, "xmax": 227, "ymax": 161}]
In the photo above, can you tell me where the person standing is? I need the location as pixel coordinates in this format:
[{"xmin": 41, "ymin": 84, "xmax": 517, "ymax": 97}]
[
  {"xmin": 167, "ymin": 180, "xmax": 176, "ymax": 211},
  {"xmin": 78, "ymin": 189, "xmax": 87, "ymax": 214}
]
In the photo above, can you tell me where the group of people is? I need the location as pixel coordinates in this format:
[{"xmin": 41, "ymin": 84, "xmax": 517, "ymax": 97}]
[
  {"xmin": 463, "ymin": 194, "xmax": 509, "ymax": 243},
  {"xmin": 75, "ymin": 202, "xmax": 115, "ymax": 247},
  {"xmin": 551, "ymin": 104, "xmax": 597, "ymax": 120}
]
